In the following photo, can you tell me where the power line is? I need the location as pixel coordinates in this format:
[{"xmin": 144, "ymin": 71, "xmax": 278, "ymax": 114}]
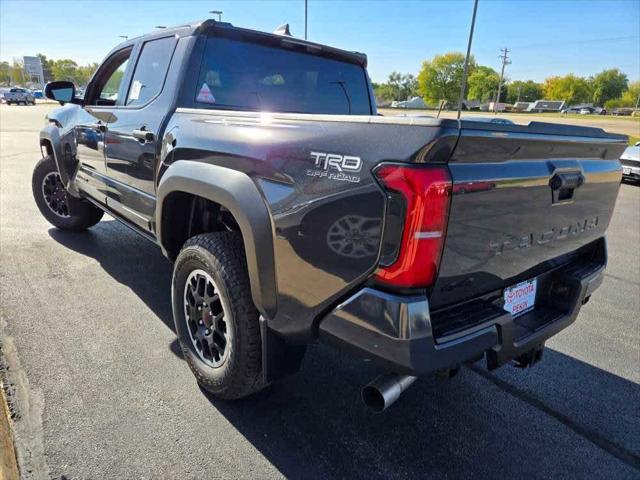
[{"xmin": 473, "ymin": 35, "xmax": 639, "ymax": 54}]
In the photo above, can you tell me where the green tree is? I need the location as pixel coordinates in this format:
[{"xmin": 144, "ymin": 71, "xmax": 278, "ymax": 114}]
[
  {"xmin": 543, "ymin": 74, "xmax": 593, "ymax": 105},
  {"xmin": 387, "ymin": 72, "xmax": 418, "ymax": 100},
  {"xmin": 467, "ymin": 66, "xmax": 500, "ymax": 102},
  {"xmin": 417, "ymin": 52, "xmax": 475, "ymax": 105},
  {"xmin": 0, "ymin": 61, "xmax": 11, "ymax": 85},
  {"xmin": 604, "ymin": 81, "xmax": 640, "ymax": 109},
  {"xmin": 11, "ymin": 59, "xmax": 25, "ymax": 85},
  {"xmin": 373, "ymin": 83, "xmax": 396, "ymax": 102},
  {"xmin": 506, "ymin": 80, "xmax": 543, "ymax": 104},
  {"xmin": 374, "ymin": 72, "xmax": 419, "ymax": 102},
  {"xmin": 51, "ymin": 59, "xmax": 80, "ymax": 83},
  {"xmin": 77, "ymin": 63, "xmax": 99, "ymax": 86},
  {"xmin": 590, "ymin": 69, "xmax": 628, "ymax": 106}
]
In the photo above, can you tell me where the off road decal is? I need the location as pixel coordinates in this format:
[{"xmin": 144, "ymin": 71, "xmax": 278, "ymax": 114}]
[{"xmin": 306, "ymin": 151, "xmax": 362, "ymax": 183}]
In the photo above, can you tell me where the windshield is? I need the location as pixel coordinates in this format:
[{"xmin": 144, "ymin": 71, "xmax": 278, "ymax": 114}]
[{"xmin": 195, "ymin": 36, "xmax": 372, "ymax": 115}]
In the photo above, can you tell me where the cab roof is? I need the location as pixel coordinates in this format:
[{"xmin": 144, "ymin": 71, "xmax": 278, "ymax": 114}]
[{"xmin": 114, "ymin": 19, "xmax": 367, "ymax": 67}]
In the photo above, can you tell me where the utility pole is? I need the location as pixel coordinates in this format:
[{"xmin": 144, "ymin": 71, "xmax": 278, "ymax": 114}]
[
  {"xmin": 516, "ymin": 85, "xmax": 521, "ymax": 103},
  {"xmin": 305, "ymin": 0, "xmax": 308, "ymax": 40},
  {"xmin": 494, "ymin": 47, "xmax": 510, "ymax": 112}
]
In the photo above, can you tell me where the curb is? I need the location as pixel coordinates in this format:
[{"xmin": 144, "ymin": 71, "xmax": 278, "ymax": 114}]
[{"xmin": 0, "ymin": 376, "xmax": 19, "ymax": 480}]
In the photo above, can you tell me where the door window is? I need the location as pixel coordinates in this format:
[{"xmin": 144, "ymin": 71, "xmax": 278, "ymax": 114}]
[
  {"xmin": 87, "ymin": 47, "xmax": 132, "ymax": 106},
  {"xmin": 126, "ymin": 36, "xmax": 175, "ymax": 106},
  {"xmin": 100, "ymin": 59, "xmax": 128, "ymax": 102}
]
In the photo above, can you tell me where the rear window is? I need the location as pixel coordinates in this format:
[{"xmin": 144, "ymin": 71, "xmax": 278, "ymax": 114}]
[{"xmin": 194, "ymin": 37, "xmax": 371, "ymax": 115}]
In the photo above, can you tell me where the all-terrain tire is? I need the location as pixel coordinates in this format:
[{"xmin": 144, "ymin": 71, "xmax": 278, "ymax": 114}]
[
  {"xmin": 172, "ymin": 232, "xmax": 265, "ymax": 400},
  {"xmin": 32, "ymin": 155, "xmax": 103, "ymax": 230}
]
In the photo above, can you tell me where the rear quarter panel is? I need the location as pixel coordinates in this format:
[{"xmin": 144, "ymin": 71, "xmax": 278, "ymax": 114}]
[{"xmin": 163, "ymin": 110, "xmax": 457, "ymax": 340}]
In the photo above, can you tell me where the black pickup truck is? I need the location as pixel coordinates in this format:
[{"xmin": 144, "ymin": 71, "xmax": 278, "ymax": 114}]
[{"xmin": 33, "ymin": 20, "xmax": 626, "ymax": 412}]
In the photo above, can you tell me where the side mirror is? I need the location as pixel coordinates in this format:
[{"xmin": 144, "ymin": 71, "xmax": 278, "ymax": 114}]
[{"xmin": 45, "ymin": 81, "xmax": 76, "ymax": 104}]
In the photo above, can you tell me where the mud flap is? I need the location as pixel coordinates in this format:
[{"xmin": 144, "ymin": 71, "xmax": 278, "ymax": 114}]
[{"xmin": 259, "ymin": 316, "xmax": 306, "ymax": 383}]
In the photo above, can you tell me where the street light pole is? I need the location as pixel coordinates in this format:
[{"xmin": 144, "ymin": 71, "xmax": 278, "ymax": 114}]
[
  {"xmin": 209, "ymin": 10, "xmax": 222, "ymax": 21},
  {"xmin": 305, "ymin": 0, "xmax": 308, "ymax": 40}
]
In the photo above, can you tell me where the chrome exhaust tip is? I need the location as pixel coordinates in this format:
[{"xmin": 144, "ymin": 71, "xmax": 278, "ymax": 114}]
[{"xmin": 361, "ymin": 374, "xmax": 417, "ymax": 413}]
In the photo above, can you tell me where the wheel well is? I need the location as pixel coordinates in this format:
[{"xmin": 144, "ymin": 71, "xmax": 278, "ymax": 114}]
[
  {"xmin": 40, "ymin": 139, "xmax": 53, "ymax": 158},
  {"xmin": 161, "ymin": 192, "xmax": 241, "ymax": 260}
]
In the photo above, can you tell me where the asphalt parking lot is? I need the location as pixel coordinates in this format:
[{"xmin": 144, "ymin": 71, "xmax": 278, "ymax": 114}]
[{"xmin": 1, "ymin": 104, "xmax": 639, "ymax": 479}]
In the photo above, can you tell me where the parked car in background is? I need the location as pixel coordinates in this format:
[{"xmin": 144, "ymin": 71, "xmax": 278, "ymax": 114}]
[
  {"xmin": 33, "ymin": 90, "xmax": 44, "ymax": 99},
  {"xmin": 391, "ymin": 96, "xmax": 427, "ymax": 109},
  {"xmin": 611, "ymin": 108, "xmax": 634, "ymax": 116},
  {"xmin": 462, "ymin": 116, "xmax": 515, "ymax": 125},
  {"xmin": 562, "ymin": 105, "xmax": 603, "ymax": 115},
  {"xmin": 4, "ymin": 87, "xmax": 36, "ymax": 105},
  {"xmin": 620, "ymin": 142, "xmax": 640, "ymax": 183}
]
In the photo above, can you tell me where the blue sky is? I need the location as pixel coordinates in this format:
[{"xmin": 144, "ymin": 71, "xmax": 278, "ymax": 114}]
[{"xmin": 1, "ymin": 0, "xmax": 638, "ymax": 83}]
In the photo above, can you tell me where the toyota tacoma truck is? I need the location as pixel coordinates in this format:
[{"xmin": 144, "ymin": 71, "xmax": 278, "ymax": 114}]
[{"xmin": 33, "ymin": 20, "xmax": 626, "ymax": 411}]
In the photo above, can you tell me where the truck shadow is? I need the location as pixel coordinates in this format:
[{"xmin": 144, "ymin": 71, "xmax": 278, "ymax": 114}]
[
  {"xmin": 48, "ymin": 220, "xmax": 640, "ymax": 479},
  {"xmin": 203, "ymin": 346, "xmax": 640, "ymax": 479},
  {"xmin": 48, "ymin": 220, "xmax": 175, "ymax": 333}
]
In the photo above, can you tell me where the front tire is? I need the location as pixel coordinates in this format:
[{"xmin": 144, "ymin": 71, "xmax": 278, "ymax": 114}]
[
  {"xmin": 32, "ymin": 155, "xmax": 103, "ymax": 230},
  {"xmin": 172, "ymin": 232, "xmax": 265, "ymax": 399}
]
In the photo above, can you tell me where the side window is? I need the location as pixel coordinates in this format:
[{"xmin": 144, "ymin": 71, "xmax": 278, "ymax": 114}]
[
  {"xmin": 88, "ymin": 48, "xmax": 131, "ymax": 106},
  {"xmin": 100, "ymin": 59, "xmax": 128, "ymax": 102},
  {"xmin": 126, "ymin": 37, "xmax": 175, "ymax": 106}
]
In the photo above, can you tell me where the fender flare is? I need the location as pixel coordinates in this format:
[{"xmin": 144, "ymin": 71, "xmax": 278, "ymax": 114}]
[
  {"xmin": 156, "ymin": 161, "xmax": 277, "ymax": 319},
  {"xmin": 39, "ymin": 125, "xmax": 80, "ymax": 197},
  {"xmin": 40, "ymin": 125, "xmax": 66, "ymax": 182}
]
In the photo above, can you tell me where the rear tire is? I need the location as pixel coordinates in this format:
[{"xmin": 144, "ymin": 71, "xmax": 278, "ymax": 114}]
[
  {"xmin": 172, "ymin": 232, "xmax": 265, "ymax": 400},
  {"xmin": 32, "ymin": 155, "xmax": 103, "ymax": 231}
]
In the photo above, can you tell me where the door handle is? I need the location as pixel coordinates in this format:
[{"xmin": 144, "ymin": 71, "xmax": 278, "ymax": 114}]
[
  {"xmin": 132, "ymin": 128, "xmax": 155, "ymax": 143},
  {"xmin": 91, "ymin": 123, "xmax": 106, "ymax": 133}
]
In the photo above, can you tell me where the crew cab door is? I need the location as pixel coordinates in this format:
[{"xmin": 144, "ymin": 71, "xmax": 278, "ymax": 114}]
[
  {"xmin": 103, "ymin": 35, "xmax": 177, "ymax": 233},
  {"xmin": 74, "ymin": 46, "xmax": 133, "ymax": 203}
]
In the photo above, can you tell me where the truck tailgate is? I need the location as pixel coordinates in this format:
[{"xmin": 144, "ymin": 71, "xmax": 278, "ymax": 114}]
[{"xmin": 430, "ymin": 121, "xmax": 626, "ymax": 310}]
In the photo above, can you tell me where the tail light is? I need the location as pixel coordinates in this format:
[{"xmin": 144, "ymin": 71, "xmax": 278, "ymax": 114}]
[{"xmin": 374, "ymin": 165, "xmax": 452, "ymax": 288}]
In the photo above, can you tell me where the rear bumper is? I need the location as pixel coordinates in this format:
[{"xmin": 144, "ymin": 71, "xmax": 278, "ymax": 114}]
[
  {"xmin": 318, "ymin": 253, "xmax": 606, "ymax": 375},
  {"xmin": 621, "ymin": 164, "xmax": 640, "ymax": 181}
]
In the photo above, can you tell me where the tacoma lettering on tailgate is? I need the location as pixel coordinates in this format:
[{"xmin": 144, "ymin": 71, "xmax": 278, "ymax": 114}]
[{"xmin": 489, "ymin": 216, "xmax": 599, "ymax": 255}]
